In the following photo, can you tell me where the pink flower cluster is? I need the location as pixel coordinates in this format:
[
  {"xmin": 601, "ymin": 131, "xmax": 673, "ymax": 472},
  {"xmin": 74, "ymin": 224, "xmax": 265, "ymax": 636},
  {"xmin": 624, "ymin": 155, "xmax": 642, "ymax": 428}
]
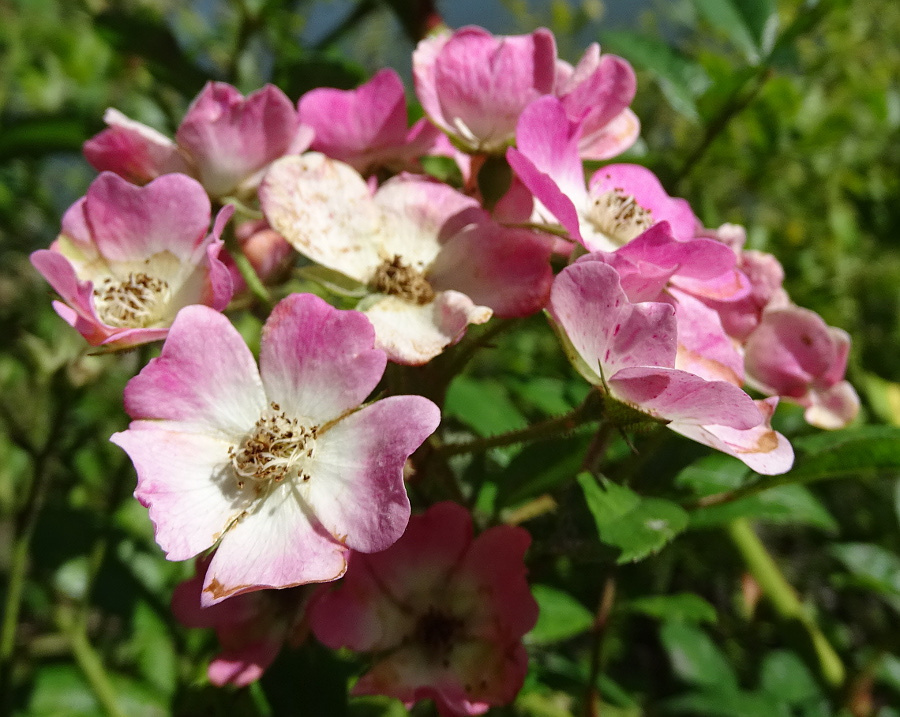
[{"xmin": 28, "ymin": 20, "xmax": 859, "ymax": 715}]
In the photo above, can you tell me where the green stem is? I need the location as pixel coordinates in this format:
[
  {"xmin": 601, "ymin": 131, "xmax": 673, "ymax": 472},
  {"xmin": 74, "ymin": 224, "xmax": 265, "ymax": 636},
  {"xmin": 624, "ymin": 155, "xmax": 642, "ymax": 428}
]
[
  {"xmin": 727, "ymin": 518, "xmax": 845, "ymax": 687},
  {"xmin": 434, "ymin": 392, "xmax": 603, "ymax": 457},
  {"xmin": 55, "ymin": 606, "xmax": 127, "ymax": 717},
  {"xmin": 232, "ymin": 246, "xmax": 274, "ymax": 310},
  {"xmin": 0, "ymin": 375, "xmax": 70, "ymax": 705}
]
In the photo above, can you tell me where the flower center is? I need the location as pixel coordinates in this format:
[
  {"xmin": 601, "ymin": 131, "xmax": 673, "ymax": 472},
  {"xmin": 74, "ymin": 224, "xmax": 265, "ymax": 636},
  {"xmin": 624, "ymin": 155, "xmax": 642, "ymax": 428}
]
[
  {"xmin": 370, "ymin": 255, "xmax": 435, "ymax": 305},
  {"xmin": 586, "ymin": 189, "xmax": 654, "ymax": 245},
  {"xmin": 93, "ymin": 273, "xmax": 171, "ymax": 328},
  {"xmin": 414, "ymin": 606, "xmax": 464, "ymax": 664},
  {"xmin": 229, "ymin": 403, "xmax": 318, "ymax": 490}
]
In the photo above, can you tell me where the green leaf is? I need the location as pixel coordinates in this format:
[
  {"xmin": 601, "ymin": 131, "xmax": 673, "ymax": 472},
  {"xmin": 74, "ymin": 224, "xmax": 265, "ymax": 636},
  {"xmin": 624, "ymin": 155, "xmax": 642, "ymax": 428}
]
[
  {"xmin": 663, "ymin": 689, "xmax": 789, "ymax": 717},
  {"xmin": 623, "ymin": 593, "xmax": 717, "ymax": 624},
  {"xmin": 133, "ymin": 601, "xmax": 177, "ymax": 696},
  {"xmin": 599, "ymin": 30, "xmax": 711, "ymax": 119},
  {"xmin": 578, "ymin": 473, "xmax": 689, "ymax": 563},
  {"xmin": 830, "ymin": 542, "xmax": 900, "ymax": 608},
  {"xmin": 759, "ymin": 650, "xmax": 821, "ymax": 705},
  {"xmin": 444, "ymin": 375, "xmax": 527, "ymax": 437},
  {"xmin": 659, "ymin": 621, "xmax": 738, "ymax": 690},
  {"xmin": 689, "ymin": 484, "xmax": 837, "ymax": 531},
  {"xmin": 789, "ymin": 426, "xmax": 900, "ymax": 481},
  {"xmin": 528, "ymin": 584, "xmax": 594, "ymax": 644}
]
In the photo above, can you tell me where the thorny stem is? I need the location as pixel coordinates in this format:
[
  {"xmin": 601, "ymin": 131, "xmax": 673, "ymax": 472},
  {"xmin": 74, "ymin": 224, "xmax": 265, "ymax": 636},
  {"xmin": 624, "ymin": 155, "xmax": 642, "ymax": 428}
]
[
  {"xmin": 434, "ymin": 391, "xmax": 603, "ymax": 457},
  {"xmin": 55, "ymin": 605, "xmax": 127, "ymax": 717},
  {"xmin": 727, "ymin": 518, "xmax": 845, "ymax": 688}
]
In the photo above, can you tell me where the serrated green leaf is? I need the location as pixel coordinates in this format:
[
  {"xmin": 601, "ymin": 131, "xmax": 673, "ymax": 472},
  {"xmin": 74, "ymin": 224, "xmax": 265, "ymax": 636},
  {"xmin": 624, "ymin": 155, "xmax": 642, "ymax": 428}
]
[
  {"xmin": 790, "ymin": 426, "xmax": 900, "ymax": 480},
  {"xmin": 444, "ymin": 375, "xmax": 527, "ymax": 438},
  {"xmin": 624, "ymin": 593, "xmax": 717, "ymax": 624},
  {"xmin": 578, "ymin": 473, "xmax": 689, "ymax": 563},
  {"xmin": 660, "ymin": 621, "xmax": 738, "ymax": 690},
  {"xmin": 759, "ymin": 650, "xmax": 821, "ymax": 705},
  {"xmin": 599, "ymin": 30, "xmax": 711, "ymax": 119},
  {"xmin": 528, "ymin": 584, "xmax": 594, "ymax": 644},
  {"xmin": 689, "ymin": 484, "xmax": 837, "ymax": 531}
]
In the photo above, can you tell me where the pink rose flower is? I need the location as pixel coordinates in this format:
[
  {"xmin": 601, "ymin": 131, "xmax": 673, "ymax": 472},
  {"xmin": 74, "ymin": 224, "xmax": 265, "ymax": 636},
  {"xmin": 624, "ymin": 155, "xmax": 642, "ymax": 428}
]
[
  {"xmin": 508, "ymin": 97, "xmax": 696, "ymax": 251},
  {"xmin": 84, "ymin": 82, "xmax": 310, "ymax": 199},
  {"xmin": 414, "ymin": 26, "xmax": 557, "ymax": 153},
  {"xmin": 744, "ymin": 306, "xmax": 859, "ymax": 429},
  {"xmin": 260, "ymin": 154, "xmax": 553, "ymax": 364},
  {"xmin": 30, "ymin": 172, "xmax": 233, "ymax": 350},
  {"xmin": 111, "ymin": 293, "xmax": 440, "ymax": 605},
  {"xmin": 310, "ymin": 502, "xmax": 538, "ymax": 716},
  {"xmin": 548, "ymin": 260, "xmax": 793, "ymax": 474}
]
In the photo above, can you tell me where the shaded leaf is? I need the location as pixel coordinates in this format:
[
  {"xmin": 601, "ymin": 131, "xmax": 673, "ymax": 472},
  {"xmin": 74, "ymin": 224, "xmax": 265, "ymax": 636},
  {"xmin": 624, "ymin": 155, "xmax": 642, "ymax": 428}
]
[
  {"xmin": 445, "ymin": 375, "xmax": 527, "ymax": 437},
  {"xmin": 624, "ymin": 593, "xmax": 717, "ymax": 624},
  {"xmin": 689, "ymin": 484, "xmax": 837, "ymax": 531},
  {"xmin": 759, "ymin": 650, "xmax": 821, "ymax": 705},
  {"xmin": 659, "ymin": 621, "xmax": 738, "ymax": 690},
  {"xmin": 528, "ymin": 584, "xmax": 594, "ymax": 644}
]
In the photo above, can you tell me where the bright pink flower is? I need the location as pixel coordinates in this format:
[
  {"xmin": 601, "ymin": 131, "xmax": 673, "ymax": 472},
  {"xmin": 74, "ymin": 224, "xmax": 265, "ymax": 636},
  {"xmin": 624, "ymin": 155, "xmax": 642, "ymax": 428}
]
[
  {"xmin": 414, "ymin": 26, "xmax": 557, "ymax": 153},
  {"xmin": 30, "ymin": 172, "xmax": 233, "ymax": 349},
  {"xmin": 744, "ymin": 307, "xmax": 859, "ymax": 429},
  {"xmin": 111, "ymin": 293, "xmax": 440, "ymax": 605},
  {"xmin": 508, "ymin": 97, "xmax": 696, "ymax": 251},
  {"xmin": 171, "ymin": 555, "xmax": 308, "ymax": 686},
  {"xmin": 548, "ymin": 261, "xmax": 793, "ymax": 474},
  {"xmin": 310, "ymin": 502, "xmax": 538, "ymax": 717},
  {"xmin": 554, "ymin": 43, "xmax": 639, "ymax": 160},
  {"xmin": 299, "ymin": 68, "xmax": 441, "ymax": 175},
  {"xmin": 84, "ymin": 83, "xmax": 310, "ymax": 199},
  {"xmin": 260, "ymin": 154, "xmax": 553, "ymax": 364}
]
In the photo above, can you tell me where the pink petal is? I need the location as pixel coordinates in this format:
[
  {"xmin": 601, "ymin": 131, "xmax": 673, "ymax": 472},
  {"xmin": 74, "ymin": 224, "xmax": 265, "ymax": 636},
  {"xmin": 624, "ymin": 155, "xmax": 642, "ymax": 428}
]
[
  {"xmin": 258, "ymin": 293, "xmax": 386, "ymax": 423},
  {"xmin": 176, "ymin": 83, "xmax": 300, "ymax": 198},
  {"xmin": 548, "ymin": 261, "xmax": 677, "ymax": 382},
  {"xmin": 111, "ymin": 428, "xmax": 252, "ymax": 561},
  {"xmin": 670, "ymin": 398, "xmax": 794, "ymax": 475},
  {"xmin": 123, "ymin": 305, "xmax": 265, "ymax": 436},
  {"xmin": 428, "ymin": 222, "xmax": 552, "ymax": 317},
  {"xmin": 83, "ymin": 108, "xmax": 192, "ymax": 184},
  {"xmin": 578, "ymin": 107, "xmax": 641, "ymax": 161},
  {"xmin": 260, "ymin": 154, "xmax": 384, "ymax": 282},
  {"xmin": 805, "ymin": 381, "xmax": 860, "ymax": 430},
  {"xmin": 609, "ymin": 366, "xmax": 762, "ymax": 429},
  {"xmin": 208, "ymin": 640, "xmax": 281, "ymax": 687},
  {"xmin": 304, "ymin": 395, "xmax": 440, "ymax": 553},
  {"xmin": 83, "ymin": 172, "xmax": 211, "ymax": 263},
  {"xmin": 300, "ymin": 68, "xmax": 409, "ymax": 172},
  {"xmin": 558, "ymin": 53, "xmax": 636, "ymax": 134},
  {"xmin": 202, "ymin": 483, "xmax": 349, "ymax": 605},
  {"xmin": 364, "ymin": 292, "xmax": 492, "ymax": 365},
  {"xmin": 671, "ymin": 289, "xmax": 745, "ymax": 386}
]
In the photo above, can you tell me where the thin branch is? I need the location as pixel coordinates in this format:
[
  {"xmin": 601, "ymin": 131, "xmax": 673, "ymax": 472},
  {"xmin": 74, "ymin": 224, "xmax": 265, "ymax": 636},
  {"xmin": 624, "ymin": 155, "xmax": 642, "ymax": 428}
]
[{"xmin": 727, "ymin": 518, "xmax": 845, "ymax": 687}]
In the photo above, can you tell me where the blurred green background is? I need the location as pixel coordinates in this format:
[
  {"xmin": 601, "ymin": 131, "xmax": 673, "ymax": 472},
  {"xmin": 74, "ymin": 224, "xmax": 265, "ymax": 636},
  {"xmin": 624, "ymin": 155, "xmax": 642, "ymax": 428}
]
[{"xmin": 2, "ymin": 0, "xmax": 900, "ymax": 715}]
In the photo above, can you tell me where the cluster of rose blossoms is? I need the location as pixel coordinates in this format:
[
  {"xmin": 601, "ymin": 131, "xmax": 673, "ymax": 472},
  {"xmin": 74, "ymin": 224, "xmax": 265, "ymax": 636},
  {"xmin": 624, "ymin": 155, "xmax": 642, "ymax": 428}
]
[{"xmin": 30, "ymin": 24, "xmax": 859, "ymax": 715}]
